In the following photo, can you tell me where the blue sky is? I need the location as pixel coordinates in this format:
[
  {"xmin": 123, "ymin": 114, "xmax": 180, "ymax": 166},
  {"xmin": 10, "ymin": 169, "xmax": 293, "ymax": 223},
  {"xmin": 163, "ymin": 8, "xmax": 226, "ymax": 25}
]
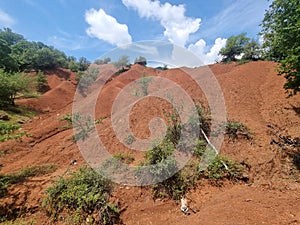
[{"xmin": 0, "ymin": 0, "xmax": 271, "ymax": 64}]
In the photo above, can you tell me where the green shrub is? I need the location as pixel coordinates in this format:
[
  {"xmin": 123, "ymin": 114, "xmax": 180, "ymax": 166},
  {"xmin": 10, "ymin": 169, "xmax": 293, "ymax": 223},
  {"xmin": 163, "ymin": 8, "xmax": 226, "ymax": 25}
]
[
  {"xmin": 203, "ymin": 155, "xmax": 245, "ymax": 183},
  {"xmin": 113, "ymin": 152, "xmax": 135, "ymax": 164},
  {"xmin": 36, "ymin": 70, "xmax": 49, "ymax": 93},
  {"xmin": 43, "ymin": 167, "xmax": 121, "ymax": 225},
  {"xmin": 224, "ymin": 120, "xmax": 251, "ymax": 139},
  {"xmin": 124, "ymin": 134, "xmax": 135, "ymax": 145}
]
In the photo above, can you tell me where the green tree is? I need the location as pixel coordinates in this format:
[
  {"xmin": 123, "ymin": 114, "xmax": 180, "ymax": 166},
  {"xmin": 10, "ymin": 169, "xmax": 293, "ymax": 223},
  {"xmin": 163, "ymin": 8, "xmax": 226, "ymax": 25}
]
[
  {"xmin": 260, "ymin": 0, "xmax": 300, "ymax": 95},
  {"xmin": 0, "ymin": 28, "xmax": 24, "ymax": 46},
  {"xmin": 0, "ymin": 70, "xmax": 35, "ymax": 106},
  {"xmin": 0, "ymin": 39, "xmax": 18, "ymax": 72},
  {"xmin": 134, "ymin": 56, "xmax": 147, "ymax": 66},
  {"xmin": 219, "ymin": 33, "xmax": 250, "ymax": 63},
  {"xmin": 78, "ymin": 57, "xmax": 90, "ymax": 71},
  {"xmin": 242, "ymin": 39, "xmax": 262, "ymax": 61},
  {"xmin": 95, "ymin": 57, "xmax": 111, "ymax": 65},
  {"xmin": 112, "ymin": 55, "xmax": 130, "ymax": 69}
]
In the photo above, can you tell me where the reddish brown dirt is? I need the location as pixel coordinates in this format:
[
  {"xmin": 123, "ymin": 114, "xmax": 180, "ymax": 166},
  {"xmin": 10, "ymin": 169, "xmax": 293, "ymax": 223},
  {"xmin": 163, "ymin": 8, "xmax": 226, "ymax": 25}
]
[{"xmin": 0, "ymin": 62, "xmax": 300, "ymax": 225}]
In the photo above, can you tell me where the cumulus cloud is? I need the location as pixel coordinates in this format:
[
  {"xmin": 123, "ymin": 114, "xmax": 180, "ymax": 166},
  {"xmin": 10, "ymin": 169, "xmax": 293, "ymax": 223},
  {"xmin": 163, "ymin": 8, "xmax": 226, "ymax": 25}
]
[
  {"xmin": 122, "ymin": 0, "xmax": 201, "ymax": 47},
  {"xmin": 188, "ymin": 38, "xmax": 227, "ymax": 65},
  {"xmin": 85, "ymin": 8, "xmax": 132, "ymax": 47},
  {"xmin": 0, "ymin": 10, "xmax": 15, "ymax": 27}
]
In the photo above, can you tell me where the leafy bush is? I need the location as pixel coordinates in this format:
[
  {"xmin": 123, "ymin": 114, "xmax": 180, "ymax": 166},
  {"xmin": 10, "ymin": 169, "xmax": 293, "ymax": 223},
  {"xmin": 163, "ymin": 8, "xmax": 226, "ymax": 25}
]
[
  {"xmin": 223, "ymin": 120, "xmax": 251, "ymax": 139},
  {"xmin": 43, "ymin": 167, "xmax": 121, "ymax": 225},
  {"xmin": 0, "ymin": 70, "xmax": 36, "ymax": 106},
  {"xmin": 203, "ymin": 155, "xmax": 245, "ymax": 183}
]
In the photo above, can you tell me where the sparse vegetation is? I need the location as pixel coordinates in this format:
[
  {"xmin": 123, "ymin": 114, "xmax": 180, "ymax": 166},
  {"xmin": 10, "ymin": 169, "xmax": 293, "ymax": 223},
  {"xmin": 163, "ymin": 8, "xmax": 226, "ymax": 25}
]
[
  {"xmin": 124, "ymin": 134, "xmax": 136, "ymax": 145},
  {"xmin": 36, "ymin": 70, "xmax": 49, "ymax": 93},
  {"xmin": 77, "ymin": 66, "xmax": 99, "ymax": 95},
  {"xmin": 60, "ymin": 112, "xmax": 103, "ymax": 141},
  {"xmin": 223, "ymin": 120, "xmax": 251, "ymax": 140},
  {"xmin": 113, "ymin": 152, "xmax": 135, "ymax": 164},
  {"xmin": 131, "ymin": 72, "xmax": 153, "ymax": 97},
  {"xmin": 0, "ymin": 164, "xmax": 56, "ymax": 198},
  {"xmin": 43, "ymin": 166, "xmax": 121, "ymax": 225}
]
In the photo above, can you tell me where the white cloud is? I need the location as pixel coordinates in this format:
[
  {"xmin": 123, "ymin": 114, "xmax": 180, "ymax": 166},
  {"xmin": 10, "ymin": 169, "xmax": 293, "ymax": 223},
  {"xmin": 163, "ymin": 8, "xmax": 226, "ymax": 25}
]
[
  {"xmin": 122, "ymin": 0, "xmax": 201, "ymax": 47},
  {"xmin": 188, "ymin": 38, "xmax": 227, "ymax": 65},
  {"xmin": 0, "ymin": 10, "xmax": 15, "ymax": 27},
  {"xmin": 85, "ymin": 8, "xmax": 132, "ymax": 47}
]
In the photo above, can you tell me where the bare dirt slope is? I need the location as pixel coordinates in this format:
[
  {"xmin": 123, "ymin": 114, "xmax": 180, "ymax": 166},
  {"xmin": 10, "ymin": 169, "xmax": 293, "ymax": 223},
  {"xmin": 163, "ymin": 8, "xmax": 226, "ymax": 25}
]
[{"xmin": 0, "ymin": 61, "xmax": 299, "ymax": 225}]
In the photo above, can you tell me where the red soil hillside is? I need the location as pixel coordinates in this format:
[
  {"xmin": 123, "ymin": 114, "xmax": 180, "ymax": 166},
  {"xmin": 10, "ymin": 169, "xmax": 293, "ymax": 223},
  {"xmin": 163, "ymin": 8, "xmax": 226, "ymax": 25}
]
[{"xmin": 0, "ymin": 61, "xmax": 300, "ymax": 225}]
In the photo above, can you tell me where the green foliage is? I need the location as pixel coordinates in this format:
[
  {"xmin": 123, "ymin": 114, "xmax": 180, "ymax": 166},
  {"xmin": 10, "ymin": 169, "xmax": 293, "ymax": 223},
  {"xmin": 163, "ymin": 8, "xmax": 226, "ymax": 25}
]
[
  {"xmin": 94, "ymin": 57, "xmax": 111, "ymax": 65},
  {"xmin": 78, "ymin": 57, "xmax": 90, "ymax": 71},
  {"xmin": 11, "ymin": 40, "xmax": 68, "ymax": 71},
  {"xmin": 124, "ymin": 134, "xmax": 136, "ymax": 145},
  {"xmin": 134, "ymin": 56, "xmax": 147, "ymax": 66},
  {"xmin": 36, "ymin": 71, "xmax": 49, "ymax": 93},
  {"xmin": 219, "ymin": 33, "xmax": 250, "ymax": 63},
  {"xmin": 0, "ymin": 69, "xmax": 36, "ymax": 106},
  {"xmin": 43, "ymin": 167, "xmax": 120, "ymax": 225},
  {"xmin": 0, "ymin": 122, "xmax": 27, "ymax": 142},
  {"xmin": 77, "ymin": 66, "xmax": 99, "ymax": 95},
  {"xmin": 0, "ymin": 164, "xmax": 56, "ymax": 198},
  {"xmin": 1, "ymin": 219, "xmax": 36, "ymax": 225},
  {"xmin": 0, "ymin": 28, "xmax": 24, "ymax": 46},
  {"xmin": 0, "ymin": 28, "xmax": 90, "ymax": 73},
  {"xmin": 131, "ymin": 72, "xmax": 152, "ymax": 97},
  {"xmin": 242, "ymin": 39, "xmax": 262, "ymax": 61},
  {"xmin": 1, "ymin": 220, "xmax": 36, "ymax": 225},
  {"xmin": 219, "ymin": 33, "xmax": 262, "ymax": 63},
  {"xmin": 203, "ymin": 155, "xmax": 245, "ymax": 182},
  {"xmin": 260, "ymin": 0, "xmax": 300, "ymax": 95},
  {"xmin": 112, "ymin": 55, "xmax": 130, "ymax": 69},
  {"xmin": 60, "ymin": 112, "xmax": 103, "ymax": 141},
  {"xmin": 223, "ymin": 120, "xmax": 251, "ymax": 140},
  {"xmin": 113, "ymin": 152, "xmax": 135, "ymax": 164}
]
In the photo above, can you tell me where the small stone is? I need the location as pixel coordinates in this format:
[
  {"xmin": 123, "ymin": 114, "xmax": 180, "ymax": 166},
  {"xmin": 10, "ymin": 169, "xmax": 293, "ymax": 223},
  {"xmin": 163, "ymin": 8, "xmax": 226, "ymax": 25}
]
[
  {"xmin": 17, "ymin": 119, "xmax": 26, "ymax": 124},
  {"xmin": 0, "ymin": 113, "xmax": 10, "ymax": 121}
]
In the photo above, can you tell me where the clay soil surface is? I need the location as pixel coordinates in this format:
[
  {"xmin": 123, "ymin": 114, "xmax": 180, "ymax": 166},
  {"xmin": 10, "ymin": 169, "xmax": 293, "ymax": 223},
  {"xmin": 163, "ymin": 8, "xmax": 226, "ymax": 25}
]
[{"xmin": 0, "ymin": 62, "xmax": 300, "ymax": 225}]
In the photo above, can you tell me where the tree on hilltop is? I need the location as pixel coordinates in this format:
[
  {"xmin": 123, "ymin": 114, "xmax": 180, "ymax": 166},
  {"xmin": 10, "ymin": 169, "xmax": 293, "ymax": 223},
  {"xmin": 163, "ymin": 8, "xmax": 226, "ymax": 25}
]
[{"xmin": 260, "ymin": 0, "xmax": 300, "ymax": 95}]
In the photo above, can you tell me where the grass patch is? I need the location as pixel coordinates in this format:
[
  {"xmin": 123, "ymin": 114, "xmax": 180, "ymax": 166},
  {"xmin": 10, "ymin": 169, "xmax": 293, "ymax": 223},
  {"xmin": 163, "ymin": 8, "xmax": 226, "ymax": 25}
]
[
  {"xmin": 43, "ymin": 166, "xmax": 121, "ymax": 225},
  {"xmin": 0, "ymin": 164, "xmax": 57, "ymax": 198},
  {"xmin": 223, "ymin": 120, "xmax": 252, "ymax": 140},
  {"xmin": 113, "ymin": 152, "xmax": 135, "ymax": 164},
  {"xmin": 0, "ymin": 106, "xmax": 36, "ymax": 142},
  {"xmin": 1, "ymin": 219, "xmax": 36, "ymax": 225}
]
